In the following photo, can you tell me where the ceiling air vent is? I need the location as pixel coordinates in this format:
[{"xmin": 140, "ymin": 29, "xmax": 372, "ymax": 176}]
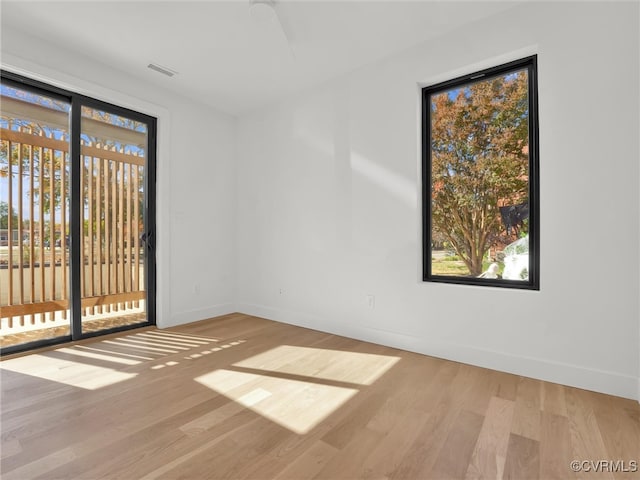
[{"xmin": 147, "ymin": 63, "xmax": 178, "ymax": 77}]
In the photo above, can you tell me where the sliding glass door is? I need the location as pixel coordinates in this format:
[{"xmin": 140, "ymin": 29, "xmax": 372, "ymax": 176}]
[
  {"xmin": 79, "ymin": 105, "xmax": 152, "ymax": 336},
  {"xmin": 0, "ymin": 83, "xmax": 72, "ymax": 346},
  {"xmin": 0, "ymin": 72, "xmax": 156, "ymax": 353}
]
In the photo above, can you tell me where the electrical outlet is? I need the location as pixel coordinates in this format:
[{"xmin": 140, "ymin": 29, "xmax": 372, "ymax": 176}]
[{"xmin": 366, "ymin": 294, "xmax": 375, "ymax": 308}]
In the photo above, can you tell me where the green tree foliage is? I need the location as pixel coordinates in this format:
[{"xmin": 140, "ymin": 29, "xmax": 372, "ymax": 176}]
[
  {"xmin": 430, "ymin": 71, "xmax": 529, "ymax": 276},
  {"xmin": 0, "ymin": 122, "xmax": 68, "ymax": 215},
  {"xmin": 0, "ymin": 201, "xmax": 19, "ymax": 229},
  {"xmin": 1, "ymin": 99, "xmax": 146, "ymax": 239}
]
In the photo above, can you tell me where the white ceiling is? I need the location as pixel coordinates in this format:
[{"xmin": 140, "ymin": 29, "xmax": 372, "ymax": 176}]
[{"xmin": 1, "ymin": 0, "xmax": 522, "ymax": 116}]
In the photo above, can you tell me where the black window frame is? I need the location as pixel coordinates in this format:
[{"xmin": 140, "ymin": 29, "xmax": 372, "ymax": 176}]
[
  {"xmin": 0, "ymin": 69, "xmax": 157, "ymax": 355},
  {"xmin": 422, "ymin": 55, "xmax": 540, "ymax": 290}
]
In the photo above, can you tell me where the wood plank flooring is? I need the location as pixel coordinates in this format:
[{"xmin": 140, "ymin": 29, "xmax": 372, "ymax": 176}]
[{"xmin": 1, "ymin": 313, "xmax": 638, "ymax": 479}]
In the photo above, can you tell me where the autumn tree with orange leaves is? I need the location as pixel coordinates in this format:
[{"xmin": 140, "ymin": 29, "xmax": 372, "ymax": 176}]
[{"xmin": 430, "ymin": 70, "xmax": 529, "ymax": 276}]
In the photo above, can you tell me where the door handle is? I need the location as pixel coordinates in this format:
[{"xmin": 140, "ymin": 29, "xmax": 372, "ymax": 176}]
[{"xmin": 141, "ymin": 231, "xmax": 154, "ymax": 251}]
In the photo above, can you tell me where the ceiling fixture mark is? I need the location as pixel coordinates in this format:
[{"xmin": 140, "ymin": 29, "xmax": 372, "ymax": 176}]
[
  {"xmin": 147, "ymin": 63, "xmax": 178, "ymax": 77},
  {"xmin": 250, "ymin": 0, "xmax": 276, "ymax": 21}
]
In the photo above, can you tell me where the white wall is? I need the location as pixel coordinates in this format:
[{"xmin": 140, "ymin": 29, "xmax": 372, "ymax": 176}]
[
  {"xmin": 236, "ymin": 2, "xmax": 640, "ymax": 400},
  {"xmin": 1, "ymin": 26, "xmax": 237, "ymax": 328}
]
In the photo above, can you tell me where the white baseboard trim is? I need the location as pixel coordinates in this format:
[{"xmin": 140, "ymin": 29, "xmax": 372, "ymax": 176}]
[
  {"xmin": 237, "ymin": 303, "xmax": 639, "ymax": 401},
  {"xmin": 160, "ymin": 303, "xmax": 236, "ymax": 329}
]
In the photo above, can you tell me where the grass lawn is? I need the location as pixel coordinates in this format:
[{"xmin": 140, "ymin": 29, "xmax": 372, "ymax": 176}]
[{"xmin": 431, "ymin": 256, "xmax": 496, "ymax": 277}]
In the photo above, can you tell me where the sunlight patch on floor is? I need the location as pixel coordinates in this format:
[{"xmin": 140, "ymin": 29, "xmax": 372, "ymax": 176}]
[
  {"xmin": 195, "ymin": 369, "xmax": 358, "ymax": 434},
  {"xmin": 102, "ymin": 339, "xmax": 178, "ymax": 354},
  {"xmin": 233, "ymin": 345, "xmax": 400, "ymax": 385},
  {"xmin": 0, "ymin": 354, "xmax": 136, "ymax": 390},
  {"xmin": 55, "ymin": 346, "xmax": 141, "ymax": 366},
  {"xmin": 148, "ymin": 330, "xmax": 220, "ymax": 344},
  {"xmin": 74, "ymin": 344, "xmax": 155, "ymax": 361},
  {"xmin": 195, "ymin": 346, "xmax": 400, "ymax": 434}
]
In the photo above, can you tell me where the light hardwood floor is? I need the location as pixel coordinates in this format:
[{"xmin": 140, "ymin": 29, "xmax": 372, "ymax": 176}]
[{"xmin": 1, "ymin": 313, "xmax": 638, "ymax": 479}]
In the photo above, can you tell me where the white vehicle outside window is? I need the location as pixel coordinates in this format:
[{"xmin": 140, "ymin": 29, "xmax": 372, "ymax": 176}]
[{"xmin": 502, "ymin": 235, "xmax": 529, "ymax": 280}]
